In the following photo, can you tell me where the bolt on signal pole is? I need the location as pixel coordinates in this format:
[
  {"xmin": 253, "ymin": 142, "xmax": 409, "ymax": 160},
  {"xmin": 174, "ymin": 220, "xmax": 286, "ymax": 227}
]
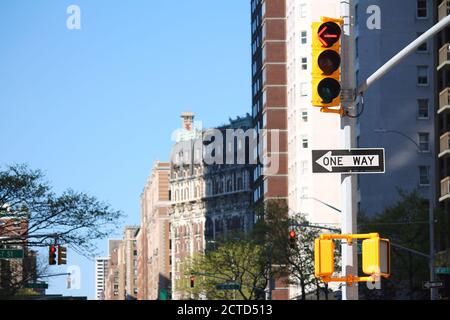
[{"xmin": 340, "ymin": 0, "xmax": 358, "ymax": 300}]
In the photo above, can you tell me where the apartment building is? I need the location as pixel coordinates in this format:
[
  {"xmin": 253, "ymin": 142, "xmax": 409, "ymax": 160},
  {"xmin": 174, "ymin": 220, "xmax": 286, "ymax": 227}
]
[
  {"xmin": 435, "ymin": 0, "xmax": 450, "ymax": 299},
  {"xmin": 355, "ymin": 0, "xmax": 436, "ymax": 216},
  {"xmin": 136, "ymin": 161, "xmax": 171, "ymax": 300},
  {"xmin": 251, "ymin": 0, "xmax": 343, "ymax": 299},
  {"xmin": 94, "ymin": 257, "xmax": 109, "ymax": 300},
  {"xmin": 169, "ymin": 112, "xmax": 255, "ymax": 300},
  {"xmin": 104, "ymin": 239, "xmax": 122, "ymax": 300}
]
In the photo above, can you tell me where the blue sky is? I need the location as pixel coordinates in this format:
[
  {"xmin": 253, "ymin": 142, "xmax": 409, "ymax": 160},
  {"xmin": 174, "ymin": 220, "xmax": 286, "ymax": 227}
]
[{"xmin": 0, "ymin": 0, "xmax": 251, "ymax": 299}]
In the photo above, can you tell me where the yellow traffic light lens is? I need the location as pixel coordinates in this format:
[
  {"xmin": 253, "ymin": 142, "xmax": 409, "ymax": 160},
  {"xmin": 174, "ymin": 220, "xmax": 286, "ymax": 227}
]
[
  {"xmin": 318, "ymin": 50, "xmax": 341, "ymax": 75},
  {"xmin": 317, "ymin": 22, "xmax": 341, "ymax": 48},
  {"xmin": 318, "ymin": 78, "xmax": 341, "ymax": 103}
]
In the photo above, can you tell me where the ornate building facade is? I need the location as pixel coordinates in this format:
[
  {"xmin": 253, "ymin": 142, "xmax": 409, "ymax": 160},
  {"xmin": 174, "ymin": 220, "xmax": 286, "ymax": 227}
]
[{"xmin": 169, "ymin": 112, "xmax": 254, "ymax": 300}]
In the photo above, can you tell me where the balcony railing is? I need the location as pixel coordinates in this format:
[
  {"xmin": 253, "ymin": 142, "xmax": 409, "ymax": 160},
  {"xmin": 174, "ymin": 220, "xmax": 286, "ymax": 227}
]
[
  {"xmin": 439, "ymin": 44, "xmax": 450, "ymax": 69},
  {"xmin": 439, "ymin": 0, "xmax": 450, "ymax": 21},
  {"xmin": 440, "ymin": 177, "xmax": 450, "ymax": 202},
  {"xmin": 440, "ymin": 132, "xmax": 450, "ymax": 157},
  {"xmin": 439, "ymin": 87, "xmax": 450, "ymax": 112}
]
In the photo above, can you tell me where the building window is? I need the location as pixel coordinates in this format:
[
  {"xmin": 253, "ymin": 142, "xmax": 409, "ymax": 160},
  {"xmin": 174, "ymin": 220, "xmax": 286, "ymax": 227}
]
[
  {"xmin": 300, "ymin": 161, "xmax": 308, "ymax": 175},
  {"xmin": 417, "ymin": 33, "xmax": 427, "ymax": 52},
  {"xmin": 300, "ymin": 82, "xmax": 308, "ymax": 97},
  {"xmin": 417, "ymin": 66, "xmax": 428, "ymax": 86},
  {"xmin": 299, "ymin": 3, "xmax": 307, "ymax": 18},
  {"xmin": 418, "ymin": 99, "xmax": 429, "ymax": 119},
  {"xmin": 302, "ymin": 137, "xmax": 309, "ymax": 149},
  {"xmin": 301, "ymin": 31, "xmax": 307, "ymax": 44},
  {"xmin": 301, "ymin": 109, "xmax": 308, "ymax": 122},
  {"xmin": 355, "ymin": 37, "xmax": 359, "ymax": 58},
  {"xmin": 301, "ymin": 57, "xmax": 307, "ymax": 70},
  {"xmin": 419, "ymin": 166, "xmax": 430, "ymax": 186},
  {"xmin": 301, "ymin": 187, "xmax": 309, "ymax": 199},
  {"xmin": 418, "ymin": 133, "xmax": 430, "ymax": 152},
  {"xmin": 417, "ymin": 0, "xmax": 427, "ymax": 18}
]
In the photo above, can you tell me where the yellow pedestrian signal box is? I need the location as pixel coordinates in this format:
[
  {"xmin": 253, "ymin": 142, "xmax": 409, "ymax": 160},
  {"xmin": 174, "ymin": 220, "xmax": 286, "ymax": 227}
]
[
  {"xmin": 311, "ymin": 17, "xmax": 344, "ymax": 111},
  {"xmin": 314, "ymin": 239, "xmax": 335, "ymax": 278},
  {"xmin": 362, "ymin": 237, "xmax": 390, "ymax": 278},
  {"xmin": 314, "ymin": 233, "xmax": 390, "ymax": 285}
]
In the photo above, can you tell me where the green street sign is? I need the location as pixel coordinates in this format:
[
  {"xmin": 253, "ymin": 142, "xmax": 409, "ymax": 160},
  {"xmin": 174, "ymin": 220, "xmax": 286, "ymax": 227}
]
[
  {"xmin": 159, "ymin": 289, "xmax": 168, "ymax": 300},
  {"xmin": 436, "ymin": 267, "xmax": 450, "ymax": 275},
  {"xmin": 24, "ymin": 282, "xmax": 48, "ymax": 289},
  {"xmin": 216, "ymin": 283, "xmax": 241, "ymax": 291},
  {"xmin": 0, "ymin": 249, "xmax": 24, "ymax": 259}
]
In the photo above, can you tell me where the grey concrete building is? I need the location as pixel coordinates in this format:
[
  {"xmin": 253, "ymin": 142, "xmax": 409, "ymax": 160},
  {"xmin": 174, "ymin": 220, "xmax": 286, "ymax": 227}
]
[{"xmin": 354, "ymin": 0, "xmax": 436, "ymax": 215}]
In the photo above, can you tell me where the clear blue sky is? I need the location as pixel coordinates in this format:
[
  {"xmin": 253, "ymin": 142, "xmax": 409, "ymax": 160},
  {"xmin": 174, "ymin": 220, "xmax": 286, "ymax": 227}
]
[{"xmin": 0, "ymin": 0, "xmax": 251, "ymax": 299}]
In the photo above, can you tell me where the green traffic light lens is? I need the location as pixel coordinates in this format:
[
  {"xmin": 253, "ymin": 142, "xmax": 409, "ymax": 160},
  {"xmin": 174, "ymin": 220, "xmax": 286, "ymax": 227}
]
[
  {"xmin": 318, "ymin": 50, "xmax": 341, "ymax": 75},
  {"xmin": 318, "ymin": 78, "xmax": 341, "ymax": 103}
]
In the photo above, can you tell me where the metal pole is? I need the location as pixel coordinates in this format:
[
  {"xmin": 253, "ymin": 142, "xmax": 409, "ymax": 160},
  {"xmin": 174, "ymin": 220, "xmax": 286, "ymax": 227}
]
[
  {"xmin": 429, "ymin": 187, "xmax": 438, "ymax": 300},
  {"xmin": 341, "ymin": 0, "xmax": 358, "ymax": 301},
  {"xmin": 359, "ymin": 14, "xmax": 450, "ymax": 94}
]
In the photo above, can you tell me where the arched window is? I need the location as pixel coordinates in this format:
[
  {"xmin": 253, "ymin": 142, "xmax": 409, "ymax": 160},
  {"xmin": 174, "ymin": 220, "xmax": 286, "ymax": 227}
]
[
  {"xmin": 226, "ymin": 179, "xmax": 233, "ymax": 192},
  {"xmin": 237, "ymin": 177, "xmax": 243, "ymax": 190}
]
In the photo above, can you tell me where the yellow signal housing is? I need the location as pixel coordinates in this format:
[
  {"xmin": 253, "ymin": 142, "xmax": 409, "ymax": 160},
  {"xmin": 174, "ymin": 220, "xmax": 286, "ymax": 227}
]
[
  {"xmin": 362, "ymin": 237, "xmax": 391, "ymax": 278},
  {"xmin": 311, "ymin": 17, "xmax": 344, "ymax": 109},
  {"xmin": 314, "ymin": 239, "xmax": 335, "ymax": 278}
]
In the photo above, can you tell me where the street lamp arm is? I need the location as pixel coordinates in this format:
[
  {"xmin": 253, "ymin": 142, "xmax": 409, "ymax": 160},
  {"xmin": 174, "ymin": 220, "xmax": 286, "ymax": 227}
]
[
  {"xmin": 374, "ymin": 129, "xmax": 421, "ymax": 151},
  {"xmin": 390, "ymin": 243, "xmax": 430, "ymax": 259},
  {"xmin": 300, "ymin": 197, "xmax": 342, "ymax": 213},
  {"xmin": 38, "ymin": 273, "xmax": 71, "ymax": 279}
]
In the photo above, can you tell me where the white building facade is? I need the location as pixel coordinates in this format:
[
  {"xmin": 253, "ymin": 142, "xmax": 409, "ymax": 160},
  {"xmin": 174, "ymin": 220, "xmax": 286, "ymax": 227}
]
[
  {"xmin": 286, "ymin": 0, "xmax": 344, "ymax": 298},
  {"xmin": 95, "ymin": 257, "xmax": 109, "ymax": 300}
]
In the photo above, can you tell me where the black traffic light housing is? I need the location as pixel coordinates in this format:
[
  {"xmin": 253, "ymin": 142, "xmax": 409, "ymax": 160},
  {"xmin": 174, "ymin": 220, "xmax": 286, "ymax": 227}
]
[
  {"xmin": 49, "ymin": 245, "xmax": 57, "ymax": 265},
  {"xmin": 190, "ymin": 275, "xmax": 195, "ymax": 288},
  {"xmin": 58, "ymin": 246, "xmax": 67, "ymax": 265}
]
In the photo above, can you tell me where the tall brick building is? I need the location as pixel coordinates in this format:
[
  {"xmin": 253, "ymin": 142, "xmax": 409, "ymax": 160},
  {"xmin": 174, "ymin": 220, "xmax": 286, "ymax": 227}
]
[
  {"xmin": 136, "ymin": 161, "xmax": 171, "ymax": 300},
  {"xmin": 251, "ymin": 0, "xmax": 290, "ymax": 300}
]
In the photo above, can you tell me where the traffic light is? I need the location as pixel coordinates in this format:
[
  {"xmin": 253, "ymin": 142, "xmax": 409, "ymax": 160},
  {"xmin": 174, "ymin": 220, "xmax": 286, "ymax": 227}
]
[
  {"xmin": 289, "ymin": 230, "xmax": 297, "ymax": 249},
  {"xmin": 190, "ymin": 275, "xmax": 195, "ymax": 288},
  {"xmin": 311, "ymin": 17, "xmax": 344, "ymax": 111},
  {"xmin": 314, "ymin": 239, "xmax": 335, "ymax": 278},
  {"xmin": 49, "ymin": 245, "xmax": 57, "ymax": 265},
  {"xmin": 362, "ymin": 237, "xmax": 390, "ymax": 278},
  {"xmin": 58, "ymin": 246, "xmax": 67, "ymax": 265}
]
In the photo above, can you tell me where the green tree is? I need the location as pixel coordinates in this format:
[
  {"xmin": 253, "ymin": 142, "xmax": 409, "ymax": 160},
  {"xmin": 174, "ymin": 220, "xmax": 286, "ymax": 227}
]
[
  {"xmin": 0, "ymin": 164, "xmax": 123, "ymax": 254},
  {"xmin": 252, "ymin": 199, "xmax": 339, "ymax": 300},
  {"xmin": 358, "ymin": 189, "xmax": 430, "ymax": 300},
  {"xmin": 181, "ymin": 235, "xmax": 269, "ymax": 300}
]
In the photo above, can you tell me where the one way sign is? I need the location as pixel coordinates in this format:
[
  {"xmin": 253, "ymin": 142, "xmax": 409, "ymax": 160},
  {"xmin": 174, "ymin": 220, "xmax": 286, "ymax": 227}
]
[{"xmin": 312, "ymin": 149, "xmax": 385, "ymax": 174}]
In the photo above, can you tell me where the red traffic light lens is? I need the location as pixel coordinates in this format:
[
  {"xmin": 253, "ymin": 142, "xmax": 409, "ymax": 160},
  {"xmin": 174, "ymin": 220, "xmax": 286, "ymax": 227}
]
[
  {"xmin": 317, "ymin": 22, "xmax": 341, "ymax": 47},
  {"xmin": 50, "ymin": 246, "xmax": 56, "ymax": 253},
  {"xmin": 289, "ymin": 230, "xmax": 296, "ymax": 238}
]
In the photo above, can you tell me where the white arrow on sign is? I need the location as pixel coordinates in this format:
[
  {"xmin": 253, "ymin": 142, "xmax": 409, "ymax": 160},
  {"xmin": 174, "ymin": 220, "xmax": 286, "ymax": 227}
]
[{"xmin": 316, "ymin": 151, "xmax": 380, "ymax": 172}]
